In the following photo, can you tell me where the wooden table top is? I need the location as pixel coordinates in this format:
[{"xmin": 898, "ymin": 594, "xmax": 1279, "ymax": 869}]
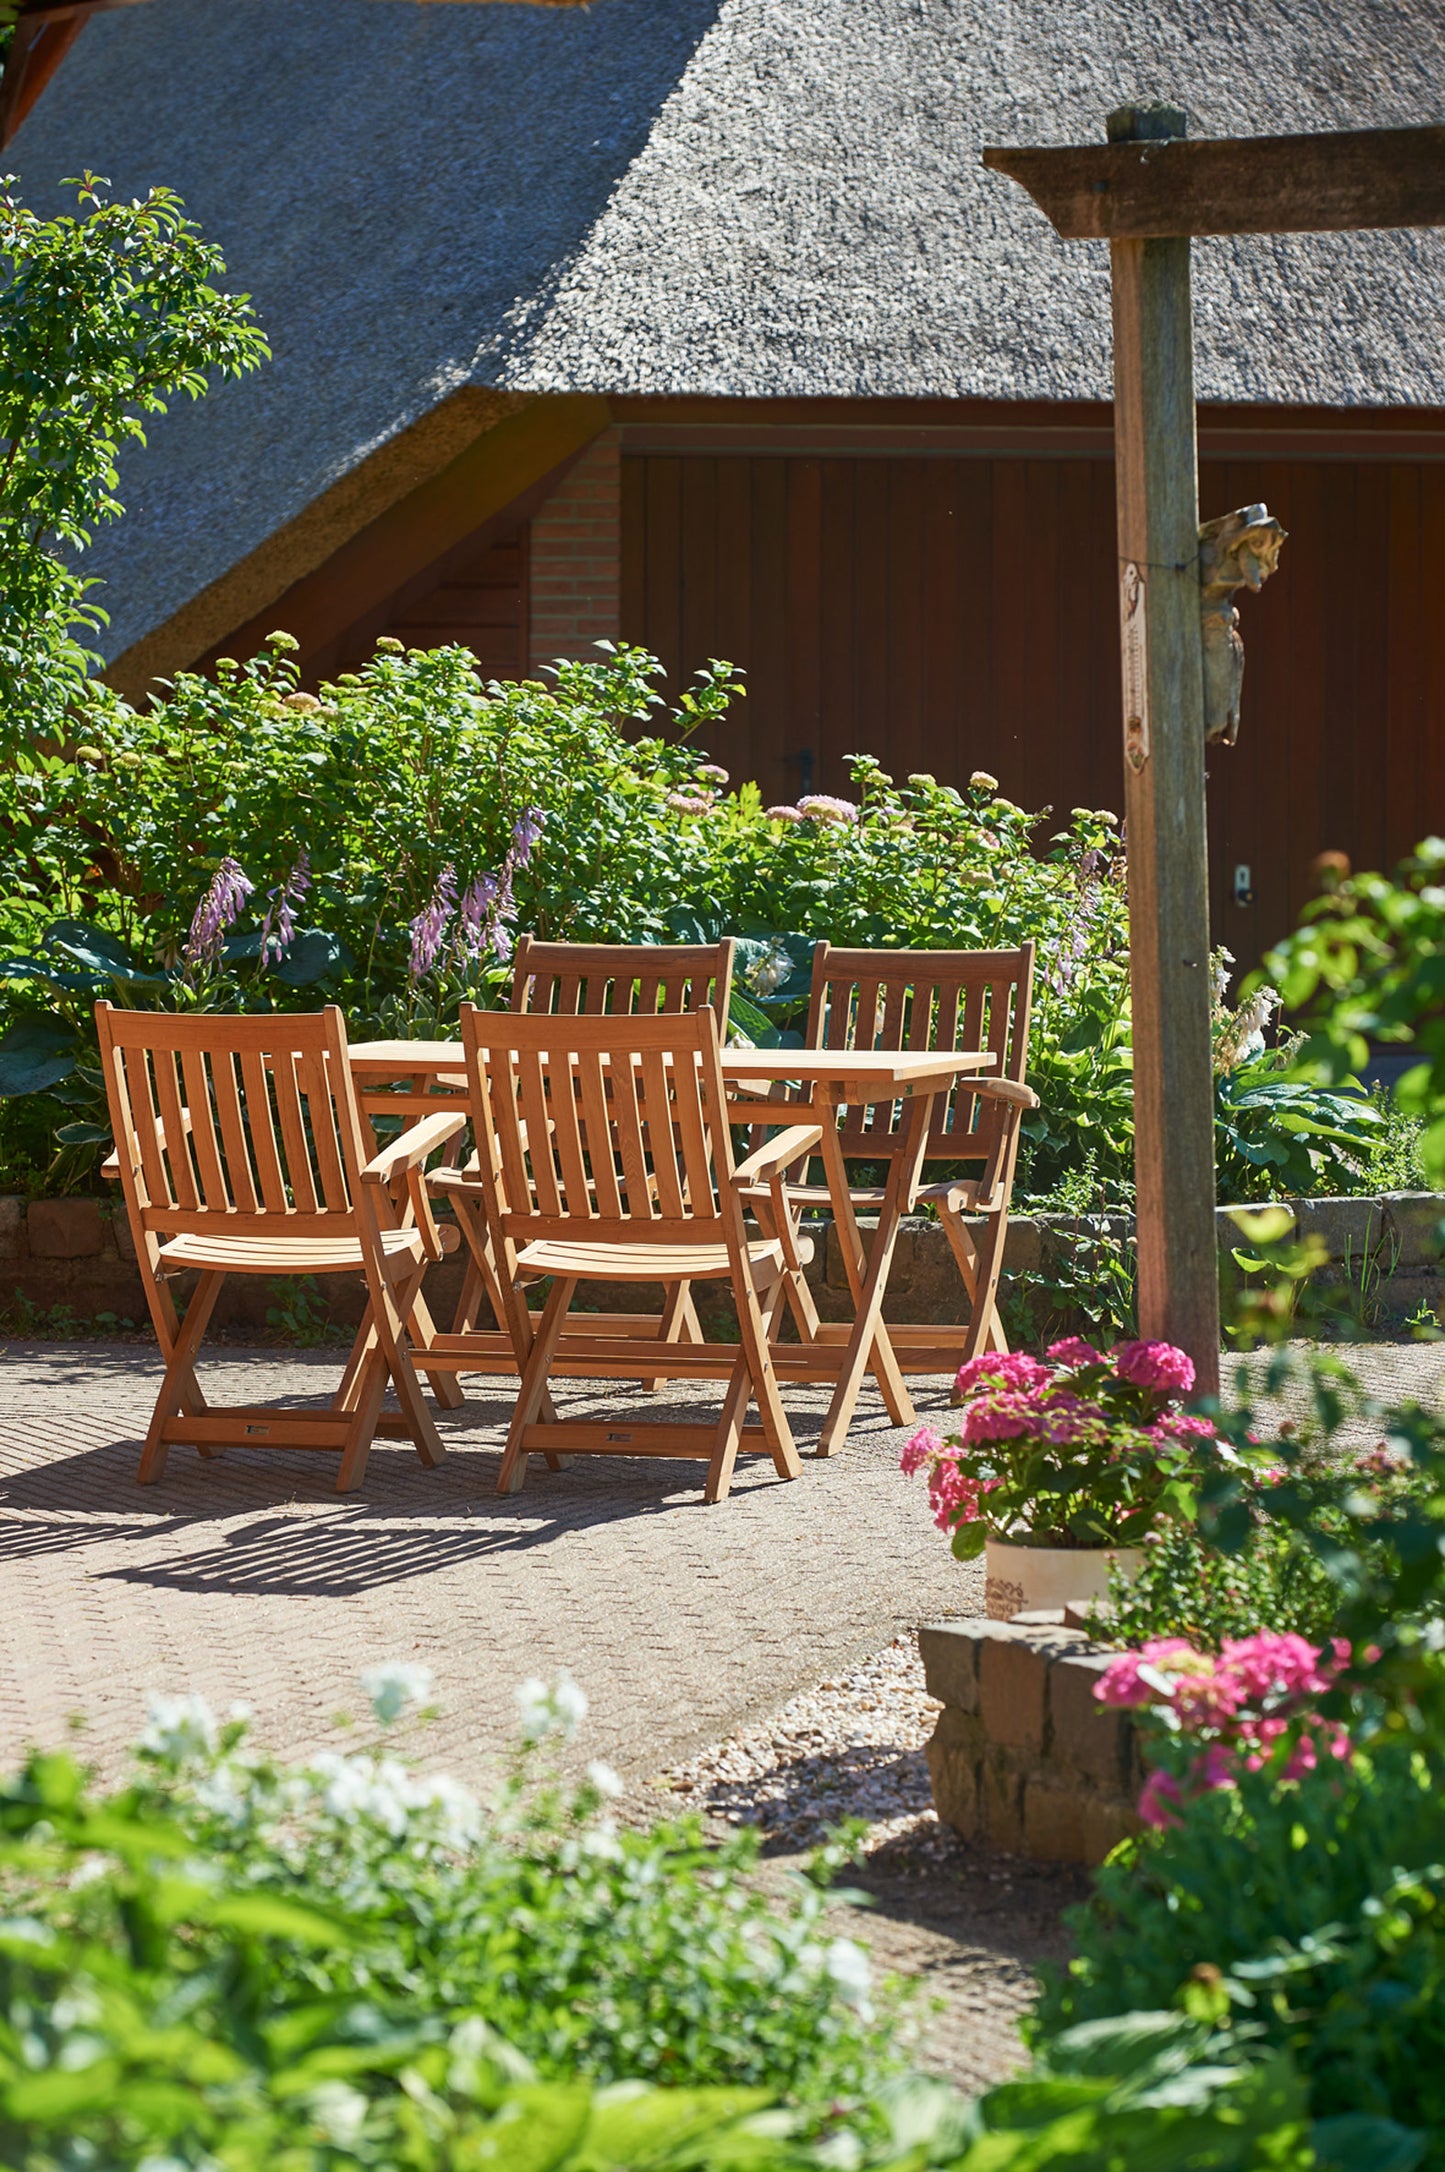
[{"xmin": 349, "ymin": 1041, "xmax": 996, "ymax": 1097}]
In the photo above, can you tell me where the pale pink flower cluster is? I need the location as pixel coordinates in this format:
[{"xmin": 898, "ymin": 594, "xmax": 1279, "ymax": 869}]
[{"xmin": 1096, "ymin": 1632, "xmax": 1352, "ymax": 1827}]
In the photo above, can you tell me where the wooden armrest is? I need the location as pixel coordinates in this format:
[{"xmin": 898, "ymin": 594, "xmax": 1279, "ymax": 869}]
[
  {"xmin": 361, "ymin": 1111, "xmax": 467, "ymax": 1184},
  {"xmin": 970, "ymin": 1078, "xmax": 1040, "ymax": 1110},
  {"xmin": 101, "ymin": 1107, "xmax": 192, "ymax": 1182},
  {"xmin": 732, "ymin": 1124, "xmax": 823, "ymax": 1187}
]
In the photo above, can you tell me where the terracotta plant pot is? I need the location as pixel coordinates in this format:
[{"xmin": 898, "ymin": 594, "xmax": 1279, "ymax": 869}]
[{"xmin": 984, "ymin": 1536, "xmax": 1143, "ymax": 1622}]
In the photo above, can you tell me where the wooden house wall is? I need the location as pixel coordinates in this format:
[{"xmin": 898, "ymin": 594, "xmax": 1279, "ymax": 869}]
[
  {"xmin": 300, "ymin": 522, "xmax": 529, "ymax": 685},
  {"xmin": 618, "ymin": 421, "xmax": 1445, "ymax": 972}
]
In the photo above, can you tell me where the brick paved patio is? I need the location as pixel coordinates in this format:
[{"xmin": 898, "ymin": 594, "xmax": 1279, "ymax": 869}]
[
  {"xmin": 0, "ymin": 1340, "xmax": 984, "ymax": 1781},
  {"xmin": 4, "ymin": 1337, "xmax": 1442, "ymax": 1786}
]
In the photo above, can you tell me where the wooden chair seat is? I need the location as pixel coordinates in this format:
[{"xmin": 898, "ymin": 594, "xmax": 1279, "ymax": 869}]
[
  {"xmin": 158, "ymin": 1225, "xmax": 449, "ymax": 1276},
  {"xmin": 516, "ymin": 1232, "xmax": 811, "ymax": 1287}
]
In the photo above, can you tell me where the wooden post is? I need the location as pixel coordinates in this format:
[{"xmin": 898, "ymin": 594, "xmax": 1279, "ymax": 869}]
[{"xmin": 1108, "ymin": 101, "xmax": 1220, "ymax": 1393}]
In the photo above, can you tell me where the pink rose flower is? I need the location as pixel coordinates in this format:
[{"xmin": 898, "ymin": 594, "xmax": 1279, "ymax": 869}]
[{"xmin": 1110, "ymin": 1340, "xmax": 1196, "ymax": 1395}]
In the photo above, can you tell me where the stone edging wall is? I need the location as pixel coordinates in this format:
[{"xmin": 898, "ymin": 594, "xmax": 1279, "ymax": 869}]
[
  {"xmin": 0, "ymin": 1188, "xmax": 1440, "ymax": 1336},
  {"xmin": 920, "ymin": 1618, "xmax": 1142, "ymax": 1865}
]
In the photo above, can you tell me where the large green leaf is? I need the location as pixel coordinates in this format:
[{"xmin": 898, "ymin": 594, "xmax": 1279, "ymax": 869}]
[
  {"xmin": 273, "ymin": 928, "xmax": 354, "ymax": 987},
  {"xmin": 0, "ymin": 1016, "xmax": 77, "ymax": 1095},
  {"xmin": 45, "ymin": 919, "xmax": 169, "ymax": 987}
]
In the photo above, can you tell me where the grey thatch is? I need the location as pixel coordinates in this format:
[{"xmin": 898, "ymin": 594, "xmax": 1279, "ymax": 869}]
[{"xmin": 13, "ymin": 0, "xmax": 1445, "ymax": 664}]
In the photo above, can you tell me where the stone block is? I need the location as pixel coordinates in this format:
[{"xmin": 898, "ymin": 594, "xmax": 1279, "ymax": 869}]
[
  {"xmin": 1383, "ymin": 1192, "xmax": 1445, "ymax": 1271},
  {"xmin": 110, "ymin": 1209, "xmax": 138, "ymax": 1263},
  {"xmin": 919, "ymin": 1621, "xmax": 983, "ymax": 1712},
  {"xmin": 925, "ymin": 1707, "xmax": 984, "ymax": 1836},
  {"xmin": 0, "ymin": 1195, "xmax": 27, "ymax": 1261},
  {"xmin": 1023, "ymin": 1774, "xmax": 1091, "ymax": 1864},
  {"xmin": 1002, "ymin": 1217, "xmax": 1042, "ymax": 1275},
  {"xmin": 979, "ymin": 1629, "xmax": 1051, "ymax": 1753},
  {"xmin": 1080, "ymin": 1794, "xmax": 1139, "ymax": 1862},
  {"xmin": 27, "ymin": 1197, "xmax": 104, "ymax": 1260},
  {"xmin": 1294, "ymin": 1195, "xmax": 1383, "ymax": 1267},
  {"xmin": 1049, "ymin": 1651, "xmax": 1133, "ymax": 1788},
  {"xmin": 981, "ymin": 1747, "xmax": 1025, "ymax": 1850}
]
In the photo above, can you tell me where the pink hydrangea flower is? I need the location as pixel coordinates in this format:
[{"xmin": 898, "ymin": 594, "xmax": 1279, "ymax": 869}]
[
  {"xmin": 1110, "ymin": 1340, "xmax": 1196, "ymax": 1395},
  {"xmin": 1094, "ymin": 1640, "xmax": 1200, "ymax": 1708},
  {"xmin": 899, "ymin": 1425, "xmax": 943, "ymax": 1477},
  {"xmin": 927, "ymin": 1457, "xmax": 983, "ymax": 1532},
  {"xmin": 954, "ymin": 1351, "xmax": 1051, "ymax": 1398},
  {"xmin": 1138, "ymin": 1769, "xmax": 1184, "ymax": 1830},
  {"xmin": 1218, "ymin": 1632, "xmax": 1336, "ymax": 1704},
  {"xmin": 1046, "ymin": 1337, "xmax": 1106, "ymax": 1368},
  {"xmin": 960, "ymin": 1391, "xmax": 1039, "ymax": 1444},
  {"xmin": 1149, "ymin": 1411, "xmax": 1217, "ymax": 1445}
]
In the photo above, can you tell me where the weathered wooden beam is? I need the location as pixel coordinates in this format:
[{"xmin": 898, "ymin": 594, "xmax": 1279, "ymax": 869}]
[
  {"xmin": 1111, "ymin": 218, "xmax": 1221, "ymax": 1389},
  {"xmin": 984, "ymin": 122, "xmax": 1445, "ymax": 240}
]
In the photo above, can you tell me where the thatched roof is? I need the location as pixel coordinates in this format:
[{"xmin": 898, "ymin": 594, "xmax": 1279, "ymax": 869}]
[{"xmin": 13, "ymin": 0, "xmax": 1445, "ymax": 668}]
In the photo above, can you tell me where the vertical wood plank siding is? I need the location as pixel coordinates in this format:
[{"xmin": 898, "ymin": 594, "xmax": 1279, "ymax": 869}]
[{"xmin": 621, "ymin": 449, "xmax": 1445, "ymax": 964}]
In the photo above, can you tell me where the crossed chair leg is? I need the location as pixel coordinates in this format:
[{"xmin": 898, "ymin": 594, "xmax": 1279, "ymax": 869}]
[
  {"xmin": 136, "ymin": 1257, "xmax": 447, "ymax": 1493},
  {"xmin": 494, "ymin": 1267, "xmax": 801, "ymax": 1506}
]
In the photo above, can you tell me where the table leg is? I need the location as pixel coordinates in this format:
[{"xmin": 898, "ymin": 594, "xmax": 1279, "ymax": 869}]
[{"xmin": 815, "ymin": 1104, "xmax": 918, "ymax": 1453}]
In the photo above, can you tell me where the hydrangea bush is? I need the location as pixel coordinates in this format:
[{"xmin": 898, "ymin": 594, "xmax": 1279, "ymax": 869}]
[{"xmin": 901, "ymin": 1340, "xmax": 1214, "ymax": 1554}]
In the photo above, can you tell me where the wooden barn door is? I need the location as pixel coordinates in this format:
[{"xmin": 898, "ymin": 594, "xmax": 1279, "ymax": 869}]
[{"xmin": 621, "ymin": 444, "xmax": 1445, "ymax": 972}]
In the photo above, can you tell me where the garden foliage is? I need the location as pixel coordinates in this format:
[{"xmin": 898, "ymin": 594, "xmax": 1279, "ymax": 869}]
[
  {"xmin": 0, "ymin": 174, "xmax": 266, "ymax": 752},
  {"xmin": 1028, "ymin": 1352, "xmax": 1445, "ymax": 2166},
  {"xmin": 0, "ymin": 633, "xmax": 1385, "ymax": 1214},
  {"xmin": 1266, "ymin": 834, "xmax": 1445, "ymax": 1186}
]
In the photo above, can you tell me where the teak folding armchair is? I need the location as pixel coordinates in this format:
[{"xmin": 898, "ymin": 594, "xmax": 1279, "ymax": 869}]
[
  {"xmin": 96, "ymin": 1003, "xmax": 464, "ymax": 1490},
  {"xmin": 773, "ymin": 945, "xmax": 1038, "ymax": 1366},
  {"xmin": 458, "ymin": 1003, "xmax": 820, "ymax": 1503},
  {"xmin": 427, "ymin": 938, "xmax": 735, "ymax": 1384}
]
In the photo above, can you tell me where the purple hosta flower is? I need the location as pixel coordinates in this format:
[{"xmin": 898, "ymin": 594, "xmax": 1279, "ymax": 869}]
[
  {"xmin": 457, "ymin": 873, "xmax": 499, "ymax": 960},
  {"xmin": 408, "ymin": 864, "xmax": 457, "ymax": 983},
  {"xmin": 457, "ymin": 860, "xmax": 520, "ymax": 967},
  {"xmin": 510, "ymin": 806, "xmax": 546, "ymax": 867},
  {"xmin": 184, "ymin": 857, "xmax": 254, "ymax": 971},
  {"xmin": 797, "ymin": 794, "xmax": 859, "ymax": 825},
  {"xmin": 259, "ymin": 850, "xmax": 310, "ymax": 967}
]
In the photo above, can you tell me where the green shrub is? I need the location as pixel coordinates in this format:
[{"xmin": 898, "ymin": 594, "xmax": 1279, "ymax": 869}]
[
  {"xmin": 1032, "ymin": 1732, "xmax": 1445, "ymax": 2158},
  {"xmin": 0, "ymin": 1668, "xmax": 903, "ymax": 2170}
]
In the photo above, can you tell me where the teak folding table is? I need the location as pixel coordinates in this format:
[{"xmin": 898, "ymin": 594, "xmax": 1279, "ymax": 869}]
[{"xmin": 349, "ymin": 1039, "xmax": 995, "ymax": 1454}]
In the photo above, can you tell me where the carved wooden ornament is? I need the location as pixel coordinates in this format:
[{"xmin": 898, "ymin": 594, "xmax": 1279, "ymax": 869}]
[{"xmin": 1198, "ymin": 503, "xmax": 1287, "ymax": 744}]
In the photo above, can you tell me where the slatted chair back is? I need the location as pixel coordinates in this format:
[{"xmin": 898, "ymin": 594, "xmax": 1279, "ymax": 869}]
[
  {"xmin": 460, "ymin": 1006, "xmax": 734, "ymax": 1251},
  {"xmin": 805, "ymin": 943, "xmax": 1036, "ymax": 1167},
  {"xmin": 510, "ymin": 937, "xmax": 735, "ymax": 1033},
  {"xmin": 96, "ymin": 1005, "xmax": 367, "ymax": 1242}
]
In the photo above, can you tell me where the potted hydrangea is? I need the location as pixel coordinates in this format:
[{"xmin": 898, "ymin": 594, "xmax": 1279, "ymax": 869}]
[{"xmin": 901, "ymin": 1339, "xmax": 1213, "ymax": 1619}]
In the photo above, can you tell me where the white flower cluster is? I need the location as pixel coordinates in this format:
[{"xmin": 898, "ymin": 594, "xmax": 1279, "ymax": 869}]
[
  {"xmin": 360, "ymin": 1660, "xmax": 434, "ymax": 1725},
  {"xmin": 304, "ymin": 1750, "xmax": 481, "ymax": 1847},
  {"xmin": 514, "ymin": 1670, "xmax": 588, "ymax": 1743},
  {"xmin": 745, "ymin": 941, "xmax": 794, "ymax": 999},
  {"xmin": 139, "ymin": 1691, "xmax": 221, "ymax": 1763}
]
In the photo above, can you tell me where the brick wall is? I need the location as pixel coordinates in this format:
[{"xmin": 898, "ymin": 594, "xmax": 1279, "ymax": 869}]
[{"xmin": 528, "ymin": 429, "xmax": 621, "ymax": 671}]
